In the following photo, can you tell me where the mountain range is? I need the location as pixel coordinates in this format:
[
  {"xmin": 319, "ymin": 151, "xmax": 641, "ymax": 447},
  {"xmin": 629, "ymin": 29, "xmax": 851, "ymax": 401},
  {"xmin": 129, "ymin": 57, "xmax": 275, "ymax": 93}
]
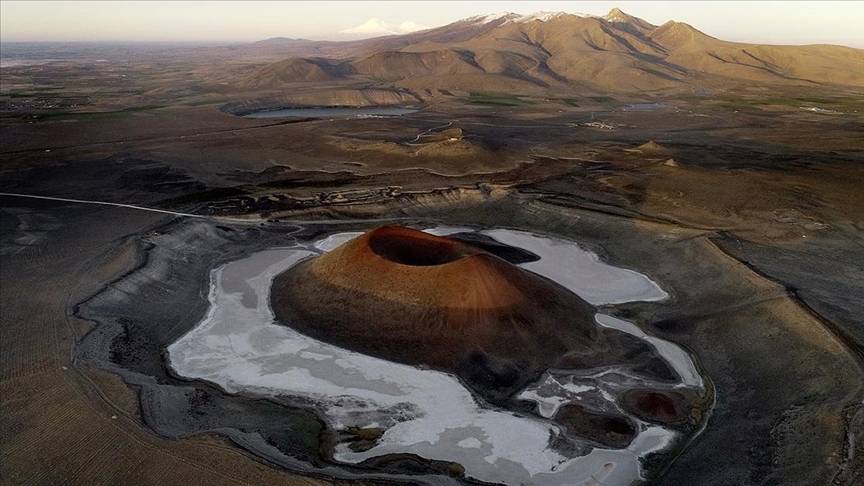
[{"xmin": 239, "ymin": 8, "xmax": 864, "ymax": 94}]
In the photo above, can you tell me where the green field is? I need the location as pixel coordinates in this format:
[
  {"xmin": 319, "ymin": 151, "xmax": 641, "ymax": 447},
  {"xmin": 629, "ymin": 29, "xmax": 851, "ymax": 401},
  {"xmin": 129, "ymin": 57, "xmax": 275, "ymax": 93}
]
[{"xmin": 467, "ymin": 91, "xmax": 534, "ymax": 106}]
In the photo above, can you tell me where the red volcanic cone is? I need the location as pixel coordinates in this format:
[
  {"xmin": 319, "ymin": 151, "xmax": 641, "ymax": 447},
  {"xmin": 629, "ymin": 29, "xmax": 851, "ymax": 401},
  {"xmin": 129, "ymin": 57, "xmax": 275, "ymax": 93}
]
[{"xmin": 272, "ymin": 225, "xmax": 663, "ymax": 399}]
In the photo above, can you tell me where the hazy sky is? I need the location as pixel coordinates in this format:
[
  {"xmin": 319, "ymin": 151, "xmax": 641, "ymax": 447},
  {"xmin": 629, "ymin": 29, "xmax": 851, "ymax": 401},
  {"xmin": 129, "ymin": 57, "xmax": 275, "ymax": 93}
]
[{"xmin": 2, "ymin": 1, "xmax": 863, "ymax": 47}]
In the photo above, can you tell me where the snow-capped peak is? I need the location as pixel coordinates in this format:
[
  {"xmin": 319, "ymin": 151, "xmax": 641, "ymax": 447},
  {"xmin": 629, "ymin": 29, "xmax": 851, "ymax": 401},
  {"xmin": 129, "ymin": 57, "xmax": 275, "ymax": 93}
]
[
  {"xmin": 463, "ymin": 12, "xmax": 521, "ymax": 24},
  {"xmin": 340, "ymin": 18, "xmax": 427, "ymax": 36},
  {"xmin": 517, "ymin": 11, "xmax": 583, "ymax": 23},
  {"xmin": 464, "ymin": 11, "xmax": 595, "ymax": 26}
]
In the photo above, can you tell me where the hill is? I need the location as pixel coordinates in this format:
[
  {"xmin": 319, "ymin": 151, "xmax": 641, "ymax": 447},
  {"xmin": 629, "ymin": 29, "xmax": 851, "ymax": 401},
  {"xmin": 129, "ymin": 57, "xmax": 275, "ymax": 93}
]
[{"xmin": 238, "ymin": 57, "xmax": 353, "ymax": 87}]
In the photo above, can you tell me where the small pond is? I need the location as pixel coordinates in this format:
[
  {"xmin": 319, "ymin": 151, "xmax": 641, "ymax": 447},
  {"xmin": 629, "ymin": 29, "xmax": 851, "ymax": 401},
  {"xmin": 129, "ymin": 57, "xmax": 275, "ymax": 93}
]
[
  {"xmin": 621, "ymin": 103, "xmax": 667, "ymax": 112},
  {"xmin": 243, "ymin": 106, "xmax": 418, "ymax": 119}
]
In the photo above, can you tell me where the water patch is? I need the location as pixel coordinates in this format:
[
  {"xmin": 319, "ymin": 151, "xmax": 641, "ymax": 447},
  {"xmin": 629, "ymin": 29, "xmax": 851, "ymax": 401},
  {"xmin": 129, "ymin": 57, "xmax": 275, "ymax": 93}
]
[
  {"xmin": 622, "ymin": 103, "xmax": 667, "ymax": 112},
  {"xmin": 800, "ymin": 106, "xmax": 841, "ymax": 115},
  {"xmin": 484, "ymin": 229, "xmax": 668, "ymax": 305},
  {"xmin": 596, "ymin": 314, "xmax": 702, "ymax": 388},
  {"xmin": 243, "ymin": 106, "xmax": 418, "ymax": 119},
  {"xmin": 313, "ymin": 231, "xmax": 365, "ymax": 252}
]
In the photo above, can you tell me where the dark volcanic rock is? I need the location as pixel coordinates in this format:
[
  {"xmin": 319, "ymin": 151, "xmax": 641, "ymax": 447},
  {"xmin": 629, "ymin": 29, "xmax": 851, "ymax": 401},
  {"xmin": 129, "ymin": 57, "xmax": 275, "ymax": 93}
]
[
  {"xmin": 621, "ymin": 389, "xmax": 693, "ymax": 425},
  {"xmin": 448, "ymin": 231, "xmax": 541, "ymax": 264},
  {"xmin": 554, "ymin": 403, "xmax": 638, "ymax": 449}
]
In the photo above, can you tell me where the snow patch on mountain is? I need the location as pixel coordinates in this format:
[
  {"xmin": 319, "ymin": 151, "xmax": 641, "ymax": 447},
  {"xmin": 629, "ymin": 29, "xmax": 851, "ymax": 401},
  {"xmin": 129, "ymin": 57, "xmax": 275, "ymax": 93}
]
[
  {"xmin": 517, "ymin": 11, "xmax": 592, "ymax": 22},
  {"xmin": 464, "ymin": 11, "xmax": 597, "ymax": 26},
  {"xmin": 340, "ymin": 18, "xmax": 428, "ymax": 37}
]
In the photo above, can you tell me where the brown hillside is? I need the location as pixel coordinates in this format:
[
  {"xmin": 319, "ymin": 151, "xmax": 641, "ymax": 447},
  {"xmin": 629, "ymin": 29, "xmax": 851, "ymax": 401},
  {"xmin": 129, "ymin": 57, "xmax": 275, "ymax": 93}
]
[
  {"xmin": 352, "ymin": 50, "xmax": 485, "ymax": 80},
  {"xmin": 239, "ymin": 57, "xmax": 353, "ymax": 88}
]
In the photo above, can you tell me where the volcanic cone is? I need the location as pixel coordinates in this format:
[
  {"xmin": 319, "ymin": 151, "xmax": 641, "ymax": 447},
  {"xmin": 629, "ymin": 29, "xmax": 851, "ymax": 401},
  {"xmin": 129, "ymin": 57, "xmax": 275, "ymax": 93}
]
[{"xmin": 272, "ymin": 226, "xmax": 663, "ymax": 398}]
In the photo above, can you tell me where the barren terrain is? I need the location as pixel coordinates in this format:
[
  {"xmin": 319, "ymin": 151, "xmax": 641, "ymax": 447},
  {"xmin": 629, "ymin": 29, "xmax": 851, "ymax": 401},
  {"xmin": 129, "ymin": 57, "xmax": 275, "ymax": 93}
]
[{"xmin": 2, "ymin": 10, "xmax": 863, "ymax": 485}]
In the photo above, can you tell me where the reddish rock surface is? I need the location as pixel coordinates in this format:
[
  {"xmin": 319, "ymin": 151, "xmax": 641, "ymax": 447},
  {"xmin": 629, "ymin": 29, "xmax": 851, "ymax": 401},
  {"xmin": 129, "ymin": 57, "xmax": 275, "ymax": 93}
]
[{"xmin": 621, "ymin": 389, "xmax": 693, "ymax": 425}]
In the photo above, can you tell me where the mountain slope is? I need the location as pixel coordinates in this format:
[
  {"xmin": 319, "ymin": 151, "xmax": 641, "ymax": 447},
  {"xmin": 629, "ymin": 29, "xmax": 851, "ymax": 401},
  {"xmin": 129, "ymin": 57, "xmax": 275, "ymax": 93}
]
[
  {"xmin": 651, "ymin": 21, "xmax": 864, "ymax": 86},
  {"xmin": 240, "ymin": 8, "xmax": 864, "ymax": 94},
  {"xmin": 239, "ymin": 57, "xmax": 354, "ymax": 88}
]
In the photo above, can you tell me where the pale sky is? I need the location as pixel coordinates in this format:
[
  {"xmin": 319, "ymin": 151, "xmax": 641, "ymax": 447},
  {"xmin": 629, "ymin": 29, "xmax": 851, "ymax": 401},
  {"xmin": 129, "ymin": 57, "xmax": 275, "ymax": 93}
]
[{"xmin": 1, "ymin": 1, "xmax": 863, "ymax": 47}]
